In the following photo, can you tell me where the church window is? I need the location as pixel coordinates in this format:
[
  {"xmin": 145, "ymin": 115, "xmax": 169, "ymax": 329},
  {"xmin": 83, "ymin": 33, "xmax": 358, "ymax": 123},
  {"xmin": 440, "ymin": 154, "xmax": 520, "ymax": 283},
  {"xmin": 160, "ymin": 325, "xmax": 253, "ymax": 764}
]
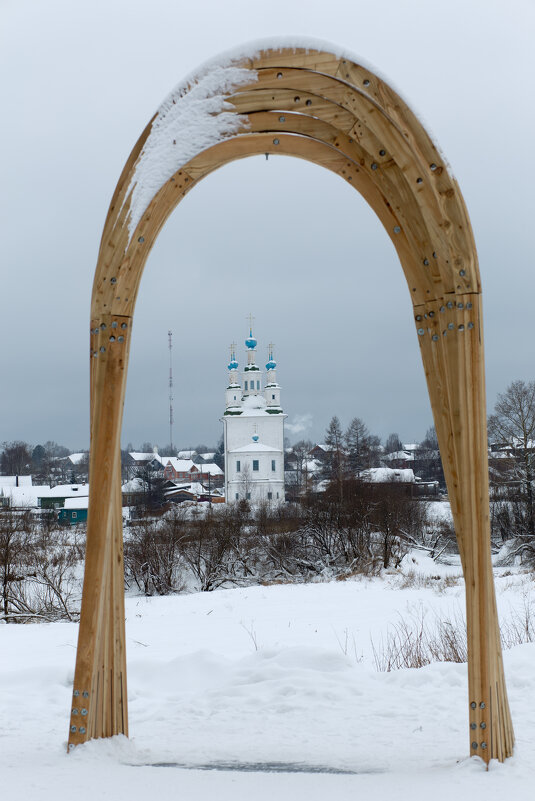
[
  {"xmin": 244, "ymin": 381, "xmax": 248, "ymax": 390},
  {"xmin": 253, "ymin": 460, "xmax": 259, "ymax": 471},
  {"xmin": 246, "ymin": 492, "xmax": 251, "ymax": 500},
  {"xmin": 236, "ymin": 460, "xmax": 241, "ymax": 472},
  {"xmin": 233, "ymin": 395, "xmax": 236, "ymax": 400},
  {"xmin": 272, "ymin": 394, "xmax": 275, "ymax": 400},
  {"xmin": 235, "ymin": 493, "xmax": 239, "ymax": 500},
  {"xmin": 257, "ymin": 381, "xmax": 260, "ymax": 390},
  {"xmin": 271, "ymin": 460, "xmax": 276, "ymax": 471},
  {"xmin": 267, "ymin": 492, "xmax": 272, "ymax": 500}
]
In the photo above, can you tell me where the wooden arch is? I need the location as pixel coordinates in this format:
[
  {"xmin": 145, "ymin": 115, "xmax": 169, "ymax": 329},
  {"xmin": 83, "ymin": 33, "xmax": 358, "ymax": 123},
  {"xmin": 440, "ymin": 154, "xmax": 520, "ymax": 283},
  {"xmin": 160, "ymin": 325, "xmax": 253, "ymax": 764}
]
[{"xmin": 69, "ymin": 43, "xmax": 514, "ymax": 763}]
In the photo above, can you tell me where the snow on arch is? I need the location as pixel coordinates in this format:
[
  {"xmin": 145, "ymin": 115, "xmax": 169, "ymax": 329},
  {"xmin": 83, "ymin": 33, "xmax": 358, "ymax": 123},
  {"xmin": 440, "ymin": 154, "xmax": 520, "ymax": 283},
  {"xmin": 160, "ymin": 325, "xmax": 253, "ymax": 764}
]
[{"xmin": 125, "ymin": 35, "xmax": 451, "ymax": 239}]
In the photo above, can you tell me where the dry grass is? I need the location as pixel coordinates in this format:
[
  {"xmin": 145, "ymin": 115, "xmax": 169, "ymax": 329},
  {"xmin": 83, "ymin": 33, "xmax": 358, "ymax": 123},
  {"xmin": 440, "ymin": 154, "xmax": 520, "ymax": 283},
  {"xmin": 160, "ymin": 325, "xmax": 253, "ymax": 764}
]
[
  {"xmin": 372, "ymin": 594, "xmax": 535, "ymax": 672},
  {"xmin": 394, "ymin": 568, "xmax": 462, "ymax": 593}
]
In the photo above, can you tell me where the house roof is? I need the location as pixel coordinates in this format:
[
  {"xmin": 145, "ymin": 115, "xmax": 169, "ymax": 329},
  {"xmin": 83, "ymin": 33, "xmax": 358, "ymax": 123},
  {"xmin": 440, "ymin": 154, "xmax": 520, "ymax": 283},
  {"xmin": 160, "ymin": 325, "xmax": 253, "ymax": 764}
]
[
  {"xmin": 199, "ymin": 462, "xmax": 223, "ymax": 475},
  {"xmin": 0, "ymin": 475, "xmax": 33, "ymax": 487},
  {"xmin": 164, "ymin": 458, "xmax": 196, "ymax": 471},
  {"xmin": 360, "ymin": 467, "xmax": 415, "ymax": 483},
  {"xmin": 38, "ymin": 484, "xmax": 89, "ymax": 498},
  {"xmin": 64, "ymin": 497, "xmax": 90, "ymax": 510}
]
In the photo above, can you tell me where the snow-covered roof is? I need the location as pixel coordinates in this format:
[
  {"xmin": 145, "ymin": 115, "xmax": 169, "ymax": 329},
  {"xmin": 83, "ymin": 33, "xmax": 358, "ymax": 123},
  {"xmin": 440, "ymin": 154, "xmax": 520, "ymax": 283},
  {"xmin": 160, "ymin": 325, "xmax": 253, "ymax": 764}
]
[
  {"xmin": 199, "ymin": 463, "xmax": 223, "ymax": 475},
  {"xmin": 198, "ymin": 452, "xmax": 216, "ymax": 461},
  {"xmin": 0, "ymin": 475, "xmax": 33, "ymax": 487},
  {"xmin": 0, "ymin": 485, "xmax": 50, "ymax": 507},
  {"xmin": 39, "ymin": 484, "xmax": 89, "ymax": 498},
  {"xmin": 402, "ymin": 443, "xmax": 419, "ymax": 451},
  {"xmin": 63, "ymin": 497, "xmax": 89, "ymax": 510},
  {"xmin": 67, "ymin": 453, "xmax": 87, "ymax": 465},
  {"xmin": 164, "ymin": 458, "xmax": 196, "ymax": 471},
  {"xmin": 129, "ymin": 452, "xmax": 164, "ymax": 464},
  {"xmin": 361, "ymin": 468, "xmax": 415, "ymax": 484},
  {"xmin": 122, "ymin": 477, "xmax": 147, "ymax": 493},
  {"xmin": 383, "ymin": 450, "xmax": 414, "ymax": 462},
  {"xmin": 177, "ymin": 450, "xmax": 197, "ymax": 459},
  {"xmin": 229, "ymin": 442, "xmax": 279, "ymax": 454}
]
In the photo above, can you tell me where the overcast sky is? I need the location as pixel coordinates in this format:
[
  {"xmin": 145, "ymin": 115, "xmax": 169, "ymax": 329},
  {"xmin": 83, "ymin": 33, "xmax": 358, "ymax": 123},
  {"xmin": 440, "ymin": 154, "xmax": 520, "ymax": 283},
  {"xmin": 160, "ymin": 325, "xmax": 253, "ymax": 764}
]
[{"xmin": 1, "ymin": 0, "xmax": 534, "ymax": 452}]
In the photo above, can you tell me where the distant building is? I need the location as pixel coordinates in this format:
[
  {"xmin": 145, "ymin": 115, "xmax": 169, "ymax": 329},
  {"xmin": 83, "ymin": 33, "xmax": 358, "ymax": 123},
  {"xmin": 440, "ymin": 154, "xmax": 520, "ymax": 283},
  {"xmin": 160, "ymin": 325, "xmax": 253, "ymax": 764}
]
[{"xmin": 222, "ymin": 323, "xmax": 286, "ymax": 503}]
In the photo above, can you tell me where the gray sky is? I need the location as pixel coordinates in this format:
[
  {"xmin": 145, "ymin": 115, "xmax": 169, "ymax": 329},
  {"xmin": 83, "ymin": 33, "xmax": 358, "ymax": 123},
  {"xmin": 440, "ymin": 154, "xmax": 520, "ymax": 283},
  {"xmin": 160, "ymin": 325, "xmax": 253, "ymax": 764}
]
[{"xmin": 1, "ymin": 0, "xmax": 534, "ymax": 451}]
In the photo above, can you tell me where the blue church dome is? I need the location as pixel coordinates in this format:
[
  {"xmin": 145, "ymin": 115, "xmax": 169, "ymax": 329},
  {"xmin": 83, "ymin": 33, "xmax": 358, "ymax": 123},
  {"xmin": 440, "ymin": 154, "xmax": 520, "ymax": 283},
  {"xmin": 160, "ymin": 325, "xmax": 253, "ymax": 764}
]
[
  {"xmin": 228, "ymin": 358, "xmax": 239, "ymax": 371},
  {"xmin": 266, "ymin": 358, "xmax": 276, "ymax": 370},
  {"xmin": 245, "ymin": 334, "xmax": 257, "ymax": 349}
]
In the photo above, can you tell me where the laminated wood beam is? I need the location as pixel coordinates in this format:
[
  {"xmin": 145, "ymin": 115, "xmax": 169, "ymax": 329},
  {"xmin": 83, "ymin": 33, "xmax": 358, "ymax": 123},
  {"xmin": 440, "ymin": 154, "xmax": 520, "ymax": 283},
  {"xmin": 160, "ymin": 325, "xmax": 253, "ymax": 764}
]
[{"xmin": 70, "ymin": 42, "xmax": 513, "ymax": 765}]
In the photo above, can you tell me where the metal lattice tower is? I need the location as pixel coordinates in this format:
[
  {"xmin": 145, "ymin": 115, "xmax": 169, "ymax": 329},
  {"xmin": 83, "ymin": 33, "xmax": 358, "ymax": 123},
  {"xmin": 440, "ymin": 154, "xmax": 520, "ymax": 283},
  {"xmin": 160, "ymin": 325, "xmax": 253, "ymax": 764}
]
[{"xmin": 168, "ymin": 330, "xmax": 174, "ymax": 450}]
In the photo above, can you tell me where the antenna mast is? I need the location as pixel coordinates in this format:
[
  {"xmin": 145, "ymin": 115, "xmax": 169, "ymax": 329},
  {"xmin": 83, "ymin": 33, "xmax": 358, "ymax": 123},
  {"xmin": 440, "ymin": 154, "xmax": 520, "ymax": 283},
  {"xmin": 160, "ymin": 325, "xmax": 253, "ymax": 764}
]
[{"xmin": 168, "ymin": 330, "xmax": 174, "ymax": 451}]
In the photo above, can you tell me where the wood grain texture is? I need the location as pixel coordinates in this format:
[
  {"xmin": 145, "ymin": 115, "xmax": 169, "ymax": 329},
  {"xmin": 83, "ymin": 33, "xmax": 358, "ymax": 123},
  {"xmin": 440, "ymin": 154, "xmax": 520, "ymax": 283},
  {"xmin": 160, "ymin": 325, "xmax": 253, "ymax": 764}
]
[{"xmin": 69, "ymin": 44, "xmax": 513, "ymax": 763}]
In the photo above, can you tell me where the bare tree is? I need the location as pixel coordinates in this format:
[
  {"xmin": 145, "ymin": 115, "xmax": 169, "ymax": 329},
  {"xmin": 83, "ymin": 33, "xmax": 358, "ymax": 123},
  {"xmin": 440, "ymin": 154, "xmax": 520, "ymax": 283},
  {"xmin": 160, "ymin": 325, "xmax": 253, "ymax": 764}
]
[{"xmin": 488, "ymin": 379, "xmax": 535, "ymax": 545}]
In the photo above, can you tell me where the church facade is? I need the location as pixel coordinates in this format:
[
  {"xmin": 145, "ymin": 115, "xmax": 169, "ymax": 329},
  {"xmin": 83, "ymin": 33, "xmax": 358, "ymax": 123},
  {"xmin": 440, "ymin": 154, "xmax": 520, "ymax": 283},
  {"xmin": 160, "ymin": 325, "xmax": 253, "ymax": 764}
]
[{"xmin": 222, "ymin": 324, "xmax": 285, "ymax": 503}]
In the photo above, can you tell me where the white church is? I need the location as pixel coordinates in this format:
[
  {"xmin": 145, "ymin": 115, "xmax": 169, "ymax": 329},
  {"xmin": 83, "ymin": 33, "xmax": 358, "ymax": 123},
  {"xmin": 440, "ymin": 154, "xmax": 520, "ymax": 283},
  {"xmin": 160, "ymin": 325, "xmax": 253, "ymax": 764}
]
[{"xmin": 222, "ymin": 322, "xmax": 286, "ymax": 503}]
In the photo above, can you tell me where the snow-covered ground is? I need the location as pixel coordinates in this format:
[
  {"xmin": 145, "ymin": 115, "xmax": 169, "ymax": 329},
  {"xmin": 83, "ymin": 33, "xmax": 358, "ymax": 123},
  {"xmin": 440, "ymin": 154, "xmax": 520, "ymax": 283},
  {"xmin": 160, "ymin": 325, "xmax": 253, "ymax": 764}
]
[{"xmin": 1, "ymin": 554, "xmax": 534, "ymax": 800}]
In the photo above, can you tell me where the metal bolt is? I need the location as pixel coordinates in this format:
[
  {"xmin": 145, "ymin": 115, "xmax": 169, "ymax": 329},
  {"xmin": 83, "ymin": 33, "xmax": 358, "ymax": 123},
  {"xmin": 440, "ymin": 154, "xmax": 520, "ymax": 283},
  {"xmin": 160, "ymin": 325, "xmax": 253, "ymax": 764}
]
[
  {"xmin": 468, "ymin": 322, "xmax": 474, "ymax": 329},
  {"xmin": 480, "ymin": 722, "xmax": 486, "ymax": 729},
  {"xmin": 294, "ymin": 96, "xmax": 300, "ymax": 102},
  {"xmin": 416, "ymin": 177, "xmax": 423, "ymax": 184},
  {"xmin": 448, "ymin": 322, "xmax": 454, "ymax": 330},
  {"xmin": 99, "ymin": 346, "xmax": 105, "ymax": 353},
  {"xmin": 393, "ymin": 226, "xmax": 401, "ymax": 234},
  {"xmin": 138, "ymin": 236, "xmax": 144, "ymax": 243},
  {"xmin": 92, "ymin": 352, "xmax": 98, "ymax": 358},
  {"xmin": 72, "ymin": 708, "xmax": 78, "ymax": 715},
  {"xmin": 363, "ymin": 79, "xmax": 370, "ymax": 86},
  {"xmin": 101, "ymin": 323, "xmax": 106, "ymax": 330},
  {"xmin": 430, "ymin": 163, "xmax": 437, "ymax": 171},
  {"xmin": 417, "ymin": 328, "xmax": 425, "ymax": 336},
  {"xmin": 81, "ymin": 709, "xmax": 88, "ymax": 716},
  {"xmin": 440, "ymin": 306, "xmax": 446, "ymax": 313},
  {"xmin": 432, "ymin": 334, "xmax": 439, "ymax": 341},
  {"xmin": 423, "ymin": 258, "xmax": 429, "ymax": 265},
  {"xmin": 472, "ymin": 742, "xmax": 478, "ymax": 750},
  {"xmin": 110, "ymin": 277, "xmax": 117, "ymax": 284},
  {"xmin": 379, "ymin": 149, "xmax": 386, "ymax": 156},
  {"xmin": 79, "ymin": 727, "xmax": 86, "ymax": 734},
  {"xmin": 470, "ymin": 702, "xmax": 477, "ymax": 709},
  {"xmin": 432, "ymin": 252, "xmax": 437, "ymax": 259},
  {"xmin": 371, "ymin": 162, "xmax": 378, "ymax": 170},
  {"xmin": 82, "ymin": 691, "xmax": 89, "ymax": 698},
  {"xmin": 481, "ymin": 742, "xmax": 487, "ymax": 750},
  {"xmin": 480, "ymin": 702, "xmax": 485, "ymax": 709},
  {"xmin": 306, "ymin": 99, "xmax": 312, "ymax": 106},
  {"xmin": 447, "ymin": 301, "xmax": 453, "ymax": 309},
  {"xmin": 277, "ymin": 72, "xmax": 283, "ymax": 78},
  {"xmin": 118, "ymin": 336, "xmax": 124, "ymax": 342},
  {"xmin": 458, "ymin": 324, "xmax": 465, "ymax": 331},
  {"xmin": 442, "ymin": 330, "xmax": 447, "ymax": 336},
  {"xmin": 70, "ymin": 725, "xmax": 77, "ymax": 733},
  {"xmin": 429, "ymin": 311, "xmax": 435, "ymax": 317},
  {"xmin": 470, "ymin": 723, "xmax": 477, "ymax": 730},
  {"xmin": 73, "ymin": 690, "xmax": 79, "ymax": 697},
  {"xmin": 112, "ymin": 321, "xmax": 118, "ymax": 328},
  {"xmin": 121, "ymin": 322, "xmax": 127, "ymax": 329},
  {"xmin": 279, "ymin": 115, "xmax": 285, "ymax": 123},
  {"xmin": 459, "ymin": 269, "xmax": 466, "ymax": 276},
  {"xmin": 415, "ymin": 315, "xmax": 422, "ymax": 321},
  {"xmin": 109, "ymin": 336, "xmax": 115, "ymax": 342},
  {"xmin": 457, "ymin": 302, "xmax": 464, "ymax": 309},
  {"xmin": 273, "ymin": 139, "xmax": 279, "ymax": 145},
  {"xmin": 466, "ymin": 302, "xmax": 473, "ymax": 309}
]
